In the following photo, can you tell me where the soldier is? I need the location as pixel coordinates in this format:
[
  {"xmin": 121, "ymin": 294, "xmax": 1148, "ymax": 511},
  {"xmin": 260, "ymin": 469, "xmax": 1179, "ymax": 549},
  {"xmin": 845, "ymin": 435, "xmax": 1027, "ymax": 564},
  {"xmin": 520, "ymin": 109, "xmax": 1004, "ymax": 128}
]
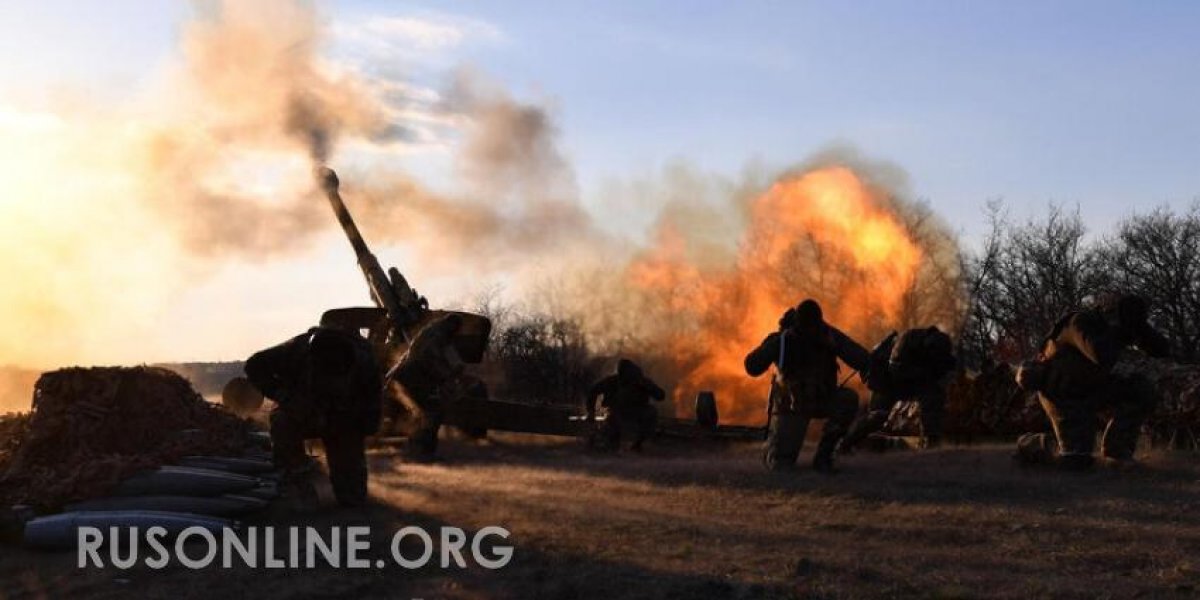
[
  {"xmin": 745, "ymin": 299, "xmax": 870, "ymax": 473},
  {"xmin": 244, "ymin": 327, "xmax": 382, "ymax": 507},
  {"xmin": 1014, "ymin": 294, "xmax": 1170, "ymax": 470},
  {"xmin": 586, "ymin": 359, "xmax": 666, "ymax": 452},
  {"xmin": 388, "ymin": 314, "xmax": 466, "ymax": 459},
  {"xmin": 839, "ymin": 326, "xmax": 957, "ymax": 452}
]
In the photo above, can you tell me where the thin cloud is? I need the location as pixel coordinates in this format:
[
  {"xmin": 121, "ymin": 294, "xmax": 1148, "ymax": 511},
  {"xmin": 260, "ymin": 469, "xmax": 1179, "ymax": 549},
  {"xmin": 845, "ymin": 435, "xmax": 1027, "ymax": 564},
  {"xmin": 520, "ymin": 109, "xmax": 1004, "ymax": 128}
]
[
  {"xmin": 327, "ymin": 11, "xmax": 507, "ymax": 153},
  {"xmin": 333, "ymin": 11, "xmax": 504, "ymax": 58}
]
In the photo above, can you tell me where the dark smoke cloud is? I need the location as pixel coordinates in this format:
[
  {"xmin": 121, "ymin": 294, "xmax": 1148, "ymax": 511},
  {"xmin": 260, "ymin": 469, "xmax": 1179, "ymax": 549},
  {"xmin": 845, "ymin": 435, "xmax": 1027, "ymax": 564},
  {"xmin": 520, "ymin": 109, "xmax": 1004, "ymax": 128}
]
[
  {"xmin": 0, "ymin": 0, "xmax": 967, "ymax": 374},
  {"xmin": 342, "ymin": 69, "xmax": 604, "ymax": 270},
  {"xmin": 132, "ymin": 0, "xmax": 395, "ymax": 259},
  {"xmin": 443, "ymin": 70, "xmax": 576, "ymax": 199},
  {"xmin": 136, "ymin": 2, "xmax": 601, "ymax": 268}
]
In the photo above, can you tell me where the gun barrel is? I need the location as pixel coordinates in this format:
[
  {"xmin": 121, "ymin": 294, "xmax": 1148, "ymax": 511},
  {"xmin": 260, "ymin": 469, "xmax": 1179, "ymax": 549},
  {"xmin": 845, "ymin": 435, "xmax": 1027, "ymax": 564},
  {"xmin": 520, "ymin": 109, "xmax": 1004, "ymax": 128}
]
[
  {"xmin": 321, "ymin": 173, "xmax": 374, "ymax": 261},
  {"xmin": 316, "ymin": 167, "xmax": 417, "ymax": 338}
]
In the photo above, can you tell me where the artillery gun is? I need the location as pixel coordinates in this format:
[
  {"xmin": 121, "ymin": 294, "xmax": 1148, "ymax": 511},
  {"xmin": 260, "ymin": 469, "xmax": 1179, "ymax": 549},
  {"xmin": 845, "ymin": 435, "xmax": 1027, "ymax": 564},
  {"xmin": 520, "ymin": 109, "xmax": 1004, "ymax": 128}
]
[
  {"xmin": 313, "ymin": 167, "xmax": 492, "ymax": 436},
  {"xmin": 314, "ymin": 167, "xmax": 491, "ymax": 358},
  {"xmin": 314, "ymin": 167, "xmax": 585, "ymax": 439},
  {"xmin": 223, "ymin": 168, "xmax": 587, "ymax": 440}
]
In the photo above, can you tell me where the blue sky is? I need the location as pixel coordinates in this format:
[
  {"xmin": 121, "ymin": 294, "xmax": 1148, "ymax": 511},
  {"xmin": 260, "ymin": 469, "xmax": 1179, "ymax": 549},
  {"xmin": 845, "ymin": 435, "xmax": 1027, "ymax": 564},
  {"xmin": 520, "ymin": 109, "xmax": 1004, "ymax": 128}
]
[
  {"xmin": 0, "ymin": 0, "xmax": 1198, "ymax": 365},
  {"xmin": 3, "ymin": 1, "xmax": 1197, "ymax": 236},
  {"xmin": 370, "ymin": 0, "xmax": 1200, "ymax": 237}
]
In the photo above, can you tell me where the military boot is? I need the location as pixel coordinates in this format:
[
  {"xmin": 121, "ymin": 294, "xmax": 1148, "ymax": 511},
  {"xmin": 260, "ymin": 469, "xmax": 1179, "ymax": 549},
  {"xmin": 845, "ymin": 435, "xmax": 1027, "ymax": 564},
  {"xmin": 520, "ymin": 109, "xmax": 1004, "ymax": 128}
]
[
  {"xmin": 1058, "ymin": 454, "xmax": 1095, "ymax": 471},
  {"xmin": 1099, "ymin": 456, "xmax": 1144, "ymax": 472},
  {"xmin": 1013, "ymin": 432, "xmax": 1055, "ymax": 466},
  {"xmin": 0, "ymin": 505, "xmax": 34, "ymax": 543},
  {"xmin": 812, "ymin": 437, "xmax": 840, "ymax": 474},
  {"xmin": 279, "ymin": 463, "xmax": 321, "ymax": 513}
]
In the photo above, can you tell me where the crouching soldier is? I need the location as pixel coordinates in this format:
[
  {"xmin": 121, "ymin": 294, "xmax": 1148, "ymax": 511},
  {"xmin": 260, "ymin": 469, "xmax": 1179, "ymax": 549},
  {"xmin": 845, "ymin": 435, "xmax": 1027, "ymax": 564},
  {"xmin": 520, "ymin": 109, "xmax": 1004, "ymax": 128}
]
[
  {"xmin": 839, "ymin": 326, "xmax": 957, "ymax": 452},
  {"xmin": 245, "ymin": 327, "xmax": 382, "ymax": 507},
  {"xmin": 389, "ymin": 314, "xmax": 467, "ymax": 460},
  {"xmin": 745, "ymin": 299, "xmax": 870, "ymax": 473},
  {"xmin": 586, "ymin": 359, "xmax": 666, "ymax": 452},
  {"xmin": 1014, "ymin": 294, "xmax": 1169, "ymax": 470}
]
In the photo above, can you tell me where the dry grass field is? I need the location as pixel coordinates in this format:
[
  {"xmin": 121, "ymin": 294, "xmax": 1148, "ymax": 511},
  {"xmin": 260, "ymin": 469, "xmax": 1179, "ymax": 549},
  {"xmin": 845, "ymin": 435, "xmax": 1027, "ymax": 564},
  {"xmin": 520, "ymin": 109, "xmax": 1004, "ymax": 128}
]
[{"xmin": 3, "ymin": 435, "xmax": 1199, "ymax": 599}]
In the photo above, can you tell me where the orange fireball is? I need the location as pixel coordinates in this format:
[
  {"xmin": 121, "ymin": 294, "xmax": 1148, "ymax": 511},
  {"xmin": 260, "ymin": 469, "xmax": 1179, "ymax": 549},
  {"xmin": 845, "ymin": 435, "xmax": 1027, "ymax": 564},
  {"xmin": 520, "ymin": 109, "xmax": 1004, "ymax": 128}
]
[{"xmin": 628, "ymin": 166, "xmax": 927, "ymax": 425}]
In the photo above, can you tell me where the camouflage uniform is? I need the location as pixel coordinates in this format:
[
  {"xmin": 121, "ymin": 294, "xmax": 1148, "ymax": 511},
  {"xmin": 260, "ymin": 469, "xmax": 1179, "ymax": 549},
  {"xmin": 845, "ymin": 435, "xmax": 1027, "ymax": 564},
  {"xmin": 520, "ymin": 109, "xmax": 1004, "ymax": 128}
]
[
  {"xmin": 1016, "ymin": 296, "xmax": 1169, "ymax": 470},
  {"xmin": 245, "ymin": 327, "xmax": 382, "ymax": 507},
  {"xmin": 388, "ymin": 315, "xmax": 465, "ymax": 458},
  {"xmin": 841, "ymin": 327, "xmax": 957, "ymax": 451},
  {"xmin": 745, "ymin": 301, "xmax": 870, "ymax": 472},
  {"xmin": 587, "ymin": 359, "xmax": 665, "ymax": 451}
]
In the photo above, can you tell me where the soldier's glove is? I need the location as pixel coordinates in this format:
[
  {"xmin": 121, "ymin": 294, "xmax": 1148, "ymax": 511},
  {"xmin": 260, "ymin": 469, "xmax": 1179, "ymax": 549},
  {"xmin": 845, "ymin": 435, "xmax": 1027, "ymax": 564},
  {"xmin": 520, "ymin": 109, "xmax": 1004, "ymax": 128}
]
[
  {"xmin": 268, "ymin": 389, "xmax": 293, "ymax": 407},
  {"xmin": 1015, "ymin": 360, "xmax": 1047, "ymax": 393}
]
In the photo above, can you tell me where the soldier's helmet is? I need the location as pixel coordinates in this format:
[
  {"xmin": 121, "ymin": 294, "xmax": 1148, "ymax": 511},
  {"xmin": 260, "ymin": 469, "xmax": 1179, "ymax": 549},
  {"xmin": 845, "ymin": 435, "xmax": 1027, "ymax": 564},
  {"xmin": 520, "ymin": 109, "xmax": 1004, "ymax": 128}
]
[
  {"xmin": 617, "ymin": 358, "xmax": 643, "ymax": 380},
  {"xmin": 794, "ymin": 299, "xmax": 824, "ymax": 331}
]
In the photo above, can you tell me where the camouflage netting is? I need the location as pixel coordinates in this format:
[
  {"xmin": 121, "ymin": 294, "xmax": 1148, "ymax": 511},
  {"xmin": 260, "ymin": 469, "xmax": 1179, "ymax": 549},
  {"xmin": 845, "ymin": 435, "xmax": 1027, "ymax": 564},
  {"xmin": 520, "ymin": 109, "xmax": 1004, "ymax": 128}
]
[
  {"xmin": 950, "ymin": 363, "xmax": 1048, "ymax": 437},
  {"xmin": 0, "ymin": 367, "xmax": 257, "ymax": 511},
  {"xmin": 883, "ymin": 363, "xmax": 1047, "ymax": 439}
]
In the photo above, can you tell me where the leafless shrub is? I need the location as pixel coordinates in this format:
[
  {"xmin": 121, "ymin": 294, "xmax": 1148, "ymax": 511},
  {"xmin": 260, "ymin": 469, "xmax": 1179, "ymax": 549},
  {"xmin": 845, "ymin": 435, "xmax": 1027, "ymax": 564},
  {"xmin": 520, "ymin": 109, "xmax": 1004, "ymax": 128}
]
[
  {"xmin": 961, "ymin": 203, "xmax": 1105, "ymax": 365},
  {"xmin": 961, "ymin": 201, "xmax": 1200, "ymax": 367},
  {"xmin": 895, "ymin": 199, "xmax": 969, "ymax": 333},
  {"xmin": 486, "ymin": 308, "xmax": 601, "ymax": 406},
  {"xmin": 1096, "ymin": 203, "xmax": 1200, "ymax": 363}
]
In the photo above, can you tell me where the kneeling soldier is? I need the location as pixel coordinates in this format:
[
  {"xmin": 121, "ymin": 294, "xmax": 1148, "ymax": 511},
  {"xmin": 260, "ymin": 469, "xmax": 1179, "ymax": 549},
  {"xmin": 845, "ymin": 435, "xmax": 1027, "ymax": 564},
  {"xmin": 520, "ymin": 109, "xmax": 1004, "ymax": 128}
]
[
  {"xmin": 1014, "ymin": 295, "xmax": 1169, "ymax": 470},
  {"xmin": 745, "ymin": 299, "xmax": 870, "ymax": 473},
  {"xmin": 840, "ymin": 326, "xmax": 957, "ymax": 452},
  {"xmin": 586, "ymin": 359, "xmax": 666, "ymax": 452},
  {"xmin": 245, "ymin": 327, "xmax": 382, "ymax": 507}
]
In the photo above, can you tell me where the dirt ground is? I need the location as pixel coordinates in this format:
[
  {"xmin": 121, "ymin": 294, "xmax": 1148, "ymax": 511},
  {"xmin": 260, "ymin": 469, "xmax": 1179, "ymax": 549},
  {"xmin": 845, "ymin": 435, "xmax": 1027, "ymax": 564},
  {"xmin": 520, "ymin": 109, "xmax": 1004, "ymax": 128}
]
[{"xmin": 3, "ymin": 435, "xmax": 1199, "ymax": 599}]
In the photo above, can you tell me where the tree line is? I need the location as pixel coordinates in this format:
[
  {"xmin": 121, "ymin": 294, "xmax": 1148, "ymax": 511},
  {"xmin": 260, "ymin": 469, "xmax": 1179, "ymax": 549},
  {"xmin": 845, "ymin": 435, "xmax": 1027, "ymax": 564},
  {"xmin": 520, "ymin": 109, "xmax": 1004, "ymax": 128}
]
[
  {"xmin": 467, "ymin": 200, "xmax": 1200, "ymax": 405},
  {"xmin": 959, "ymin": 201, "xmax": 1200, "ymax": 368}
]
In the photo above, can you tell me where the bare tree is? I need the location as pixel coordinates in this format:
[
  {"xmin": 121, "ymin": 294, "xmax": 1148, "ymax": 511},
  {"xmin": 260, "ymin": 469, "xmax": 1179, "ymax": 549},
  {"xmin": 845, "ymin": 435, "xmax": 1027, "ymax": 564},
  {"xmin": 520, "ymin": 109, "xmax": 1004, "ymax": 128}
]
[
  {"xmin": 469, "ymin": 284, "xmax": 516, "ymax": 347},
  {"xmin": 957, "ymin": 200, "xmax": 1005, "ymax": 369},
  {"xmin": 966, "ymin": 204, "xmax": 1104, "ymax": 364},
  {"xmin": 490, "ymin": 312, "xmax": 600, "ymax": 406},
  {"xmin": 895, "ymin": 199, "xmax": 968, "ymax": 334},
  {"xmin": 1097, "ymin": 203, "xmax": 1200, "ymax": 363}
]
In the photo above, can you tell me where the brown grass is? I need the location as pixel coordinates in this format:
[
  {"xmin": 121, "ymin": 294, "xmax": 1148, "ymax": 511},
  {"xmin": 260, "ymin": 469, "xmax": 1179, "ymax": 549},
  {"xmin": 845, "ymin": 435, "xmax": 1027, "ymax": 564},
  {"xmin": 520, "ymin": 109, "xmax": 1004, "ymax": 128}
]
[{"xmin": 3, "ymin": 437, "xmax": 1199, "ymax": 599}]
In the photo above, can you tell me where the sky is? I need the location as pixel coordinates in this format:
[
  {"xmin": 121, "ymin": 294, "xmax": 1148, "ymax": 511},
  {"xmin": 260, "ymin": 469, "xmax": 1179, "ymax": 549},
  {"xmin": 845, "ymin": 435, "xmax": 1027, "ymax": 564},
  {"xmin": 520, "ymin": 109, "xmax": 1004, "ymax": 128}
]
[
  {"xmin": 420, "ymin": 0, "xmax": 1200, "ymax": 237},
  {"xmin": 0, "ymin": 0, "xmax": 1197, "ymax": 366}
]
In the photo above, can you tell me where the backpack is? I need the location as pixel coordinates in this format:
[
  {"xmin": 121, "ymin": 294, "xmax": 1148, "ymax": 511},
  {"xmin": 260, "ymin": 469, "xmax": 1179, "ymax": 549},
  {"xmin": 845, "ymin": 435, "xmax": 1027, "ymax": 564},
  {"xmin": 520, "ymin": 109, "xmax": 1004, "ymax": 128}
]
[
  {"xmin": 889, "ymin": 327, "xmax": 955, "ymax": 383},
  {"xmin": 772, "ymin": 326, "xmax": 839, "ymax": 411}
]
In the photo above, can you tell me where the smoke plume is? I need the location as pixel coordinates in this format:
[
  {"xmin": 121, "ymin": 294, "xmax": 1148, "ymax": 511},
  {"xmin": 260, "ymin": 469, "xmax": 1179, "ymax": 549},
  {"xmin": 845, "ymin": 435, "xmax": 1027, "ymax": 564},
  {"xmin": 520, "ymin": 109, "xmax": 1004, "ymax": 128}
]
[
  {"xmin": 0, "ymin": 0, "xmax": 964, "ymax": 428},
  {"xmin": 347, "ymin": 70, "xmax": 604, "ymax": 270},
  {"xmin": 524, "ymin": 150, "xmax": 964, "ymax": 424},
  {"xmin": 0, "ymin": 0, "xmax": 600, "ymax": 369}
]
